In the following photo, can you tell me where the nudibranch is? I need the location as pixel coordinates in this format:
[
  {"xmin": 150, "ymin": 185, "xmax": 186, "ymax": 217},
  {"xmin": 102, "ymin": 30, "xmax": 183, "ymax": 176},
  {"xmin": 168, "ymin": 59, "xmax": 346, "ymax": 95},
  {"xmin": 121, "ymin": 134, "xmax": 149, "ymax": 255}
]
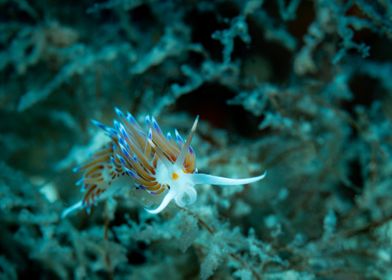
[{"xmin": 62, "ymin": 108, "xmax": 266, "ymax": 218}]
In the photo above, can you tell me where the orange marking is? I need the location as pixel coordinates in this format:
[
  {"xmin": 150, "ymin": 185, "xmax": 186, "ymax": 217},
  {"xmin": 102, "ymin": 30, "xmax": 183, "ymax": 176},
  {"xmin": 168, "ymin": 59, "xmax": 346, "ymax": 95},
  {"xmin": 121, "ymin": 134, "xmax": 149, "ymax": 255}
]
[{"xmin": 171, "ymin": 172, "xmax": 179, "ymax": 180}]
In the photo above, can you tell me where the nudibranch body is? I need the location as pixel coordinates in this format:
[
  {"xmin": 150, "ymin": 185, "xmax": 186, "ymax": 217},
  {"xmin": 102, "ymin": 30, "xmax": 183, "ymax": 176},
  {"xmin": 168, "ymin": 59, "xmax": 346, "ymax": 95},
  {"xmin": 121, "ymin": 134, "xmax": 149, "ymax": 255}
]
[{"xmin": 62, "ymin": 109, "xmax": 266, "ymax": 218}]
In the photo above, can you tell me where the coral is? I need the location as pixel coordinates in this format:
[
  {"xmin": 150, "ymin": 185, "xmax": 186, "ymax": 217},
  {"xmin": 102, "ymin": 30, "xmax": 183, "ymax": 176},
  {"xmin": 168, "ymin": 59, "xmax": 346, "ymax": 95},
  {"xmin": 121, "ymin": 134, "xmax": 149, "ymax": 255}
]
[{"xmin": 0, "ymin": 0, "xmax": 391, "ymax": 279}]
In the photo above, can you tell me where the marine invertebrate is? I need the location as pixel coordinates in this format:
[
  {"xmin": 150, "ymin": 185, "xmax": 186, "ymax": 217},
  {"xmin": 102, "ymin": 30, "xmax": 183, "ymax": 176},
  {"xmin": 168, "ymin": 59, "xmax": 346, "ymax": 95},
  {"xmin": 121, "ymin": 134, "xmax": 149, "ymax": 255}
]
[{"xmin": 62, "ymin": 108, "xmax": 266, "ymax": 217}]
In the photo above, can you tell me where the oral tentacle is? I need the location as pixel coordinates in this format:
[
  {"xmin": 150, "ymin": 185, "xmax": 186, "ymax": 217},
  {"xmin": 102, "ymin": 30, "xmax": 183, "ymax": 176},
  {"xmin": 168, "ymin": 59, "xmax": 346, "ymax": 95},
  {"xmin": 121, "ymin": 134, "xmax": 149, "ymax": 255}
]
[
  {"xmin": 191, "ymin": 171, "xmax": 267, "ymax": 186},
  {"xmin": 145, "ymin": 190, "xmax": 176, "ymax": 214}
]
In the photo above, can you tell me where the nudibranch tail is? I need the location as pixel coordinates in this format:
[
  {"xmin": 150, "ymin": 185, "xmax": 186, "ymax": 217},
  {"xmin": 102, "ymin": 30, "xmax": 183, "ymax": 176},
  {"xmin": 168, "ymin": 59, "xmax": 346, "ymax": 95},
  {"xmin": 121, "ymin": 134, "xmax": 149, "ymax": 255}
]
[
  {"xmin": 62, "ymin": 201, "xmax": 83, "ymax": 218},
  {"xmin": 62, "ymin": 108, "xmax": 266, "ymax": 217}
]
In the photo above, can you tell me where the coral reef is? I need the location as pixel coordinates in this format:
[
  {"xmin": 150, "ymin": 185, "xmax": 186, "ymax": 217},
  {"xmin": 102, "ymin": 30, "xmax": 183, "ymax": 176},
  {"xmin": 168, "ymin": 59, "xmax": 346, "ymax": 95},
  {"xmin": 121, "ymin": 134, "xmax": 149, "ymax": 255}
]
[{"xmin": 0, "ymin": 0, "xmax": 391, "ymax": 279}]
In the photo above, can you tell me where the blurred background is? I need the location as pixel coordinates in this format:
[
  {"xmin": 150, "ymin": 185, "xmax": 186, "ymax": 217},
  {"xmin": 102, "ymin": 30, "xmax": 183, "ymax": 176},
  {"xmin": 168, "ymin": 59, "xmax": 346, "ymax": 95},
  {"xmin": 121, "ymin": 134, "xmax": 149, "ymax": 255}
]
[{"xmin": 0, "ymin": 0, "xmax": 391, "ymax": 279}]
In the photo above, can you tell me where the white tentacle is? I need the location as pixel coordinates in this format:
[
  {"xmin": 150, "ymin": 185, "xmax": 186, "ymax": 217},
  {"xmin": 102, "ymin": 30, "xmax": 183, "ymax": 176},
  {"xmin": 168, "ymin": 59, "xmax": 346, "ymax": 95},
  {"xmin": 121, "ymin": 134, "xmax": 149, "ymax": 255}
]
[
  {"xmin": 191, "ymin": 171, "xmax": 267, "ymax": 186},
  {"xmin": 145, "ymin": 190, "xmax": 176, "ymax": 214}
]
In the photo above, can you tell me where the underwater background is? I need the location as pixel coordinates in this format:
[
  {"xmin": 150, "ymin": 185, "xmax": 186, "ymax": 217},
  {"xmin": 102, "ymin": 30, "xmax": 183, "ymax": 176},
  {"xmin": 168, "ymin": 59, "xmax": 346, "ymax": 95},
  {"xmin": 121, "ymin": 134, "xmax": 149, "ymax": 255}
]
[{"xmin": 1, "ymin": 0, "xmax": 392, "ymax": 279}]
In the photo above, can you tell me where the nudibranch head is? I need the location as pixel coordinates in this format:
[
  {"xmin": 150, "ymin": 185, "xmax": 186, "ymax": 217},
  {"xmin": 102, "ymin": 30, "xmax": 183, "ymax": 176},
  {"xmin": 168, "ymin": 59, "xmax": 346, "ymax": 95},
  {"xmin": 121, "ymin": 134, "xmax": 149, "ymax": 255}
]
[{"xmin": 62, "ymin": 109, "xmax": 266, "ymax": 218}]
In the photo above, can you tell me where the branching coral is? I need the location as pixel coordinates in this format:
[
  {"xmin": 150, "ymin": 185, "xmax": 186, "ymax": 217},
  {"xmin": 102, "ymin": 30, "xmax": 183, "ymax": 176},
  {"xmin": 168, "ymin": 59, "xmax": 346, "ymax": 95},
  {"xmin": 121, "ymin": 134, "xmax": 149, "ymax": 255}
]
[{"xmin": 0, "ymin": 0, "xmax": 391, "ymax": 279}]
